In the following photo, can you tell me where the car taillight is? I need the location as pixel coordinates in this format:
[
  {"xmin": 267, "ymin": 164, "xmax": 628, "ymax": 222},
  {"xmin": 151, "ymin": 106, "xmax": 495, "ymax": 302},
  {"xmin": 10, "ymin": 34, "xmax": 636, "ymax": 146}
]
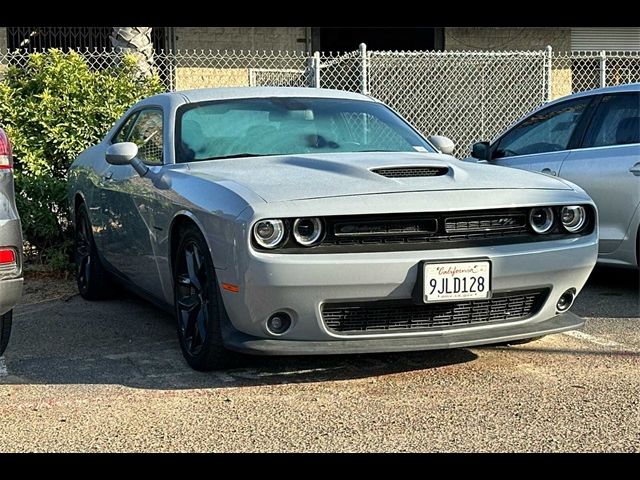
[
  {"xmin": 0, "ymin": 128, "xmax": 13, "ymax": 170},
  {"xmin": 0, "ymin": 249, "xmax": 16, "ymax": 264},
  {"xmin": 0, "ymin": 248, "xmax": 18, "ymax": 277}
]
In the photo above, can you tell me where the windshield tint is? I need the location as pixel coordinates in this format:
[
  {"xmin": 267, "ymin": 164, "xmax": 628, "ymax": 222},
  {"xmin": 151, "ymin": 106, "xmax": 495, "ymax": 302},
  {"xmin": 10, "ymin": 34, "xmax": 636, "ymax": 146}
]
[{"xmin": 175, "ymin": 97, "xmax": 434, "ymax": 162}]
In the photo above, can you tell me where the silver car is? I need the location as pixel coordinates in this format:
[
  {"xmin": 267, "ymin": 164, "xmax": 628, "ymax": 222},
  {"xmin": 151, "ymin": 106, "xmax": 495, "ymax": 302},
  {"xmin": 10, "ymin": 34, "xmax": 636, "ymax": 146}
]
[
  {"xmin": 470, "ymin": 83, "xmax": 640, "ymax": 269},
  {"xmin": 68, "ymin": 87, "xmax": 598, "ymax": 371},
  {"xmin": 0, "ymin": 127, "xmax": 24, "ymax": 356}
]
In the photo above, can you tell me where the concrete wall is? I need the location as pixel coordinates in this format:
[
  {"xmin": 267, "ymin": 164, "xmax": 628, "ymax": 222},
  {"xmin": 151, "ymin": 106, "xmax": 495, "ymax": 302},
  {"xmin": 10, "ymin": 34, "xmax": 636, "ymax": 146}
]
[
  {"xmin": 174, "ymin": 27, "xmax": 307, "ymax": 51},
  {"xmin": 175, "ymin": 68, "xmax": 250, "ymax": 90},
  {"xmin": 445, "ymin": 27, "xmax": 571, "ymax": 51}
]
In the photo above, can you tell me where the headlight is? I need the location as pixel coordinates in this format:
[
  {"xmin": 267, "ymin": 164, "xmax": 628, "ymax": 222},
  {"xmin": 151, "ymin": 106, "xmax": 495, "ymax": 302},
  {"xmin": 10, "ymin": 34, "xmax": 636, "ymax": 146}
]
[
  {"xmin": 529, "ymin": 207, "xmax": 554, "ymax": 234},
  {"xmin": 253, "ymin": 219, "xmax": 285, "ymax": 249},
  {"xmin": 560, "ymin": 206, "xmax": 587, "ymax": 233},
  {"xmin": 293, "ymin": 217, "xmax": 324, "ymax": 246}
]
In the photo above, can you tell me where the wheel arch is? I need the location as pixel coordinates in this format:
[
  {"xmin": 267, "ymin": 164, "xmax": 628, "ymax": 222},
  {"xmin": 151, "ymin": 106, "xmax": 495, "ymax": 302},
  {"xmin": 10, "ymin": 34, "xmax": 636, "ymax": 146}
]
[
  {"xmin": 72, "ymin": 191, "xmax": 87, "ymax": 224},
  {"xmin": 168, "ymin": 211, "xmax": 212, "ymax": 276}
]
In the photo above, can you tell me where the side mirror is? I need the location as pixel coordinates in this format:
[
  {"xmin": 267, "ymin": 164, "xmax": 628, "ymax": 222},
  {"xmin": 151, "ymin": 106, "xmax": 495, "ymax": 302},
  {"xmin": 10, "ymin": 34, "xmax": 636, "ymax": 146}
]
[
  {"xmin": 105, "ymin": 142, "xmax": 148, "ymax": 177},
  {"xmin": 471, "ymin": 141, "xmax": 491, "ymax": 161},
  {"xmin": 427, "ymin": 135, "xmax": 455, "ymax": 155},
  {"xmin": 106, "ymin": 142, "xmax": 138, "ymax": 165}
]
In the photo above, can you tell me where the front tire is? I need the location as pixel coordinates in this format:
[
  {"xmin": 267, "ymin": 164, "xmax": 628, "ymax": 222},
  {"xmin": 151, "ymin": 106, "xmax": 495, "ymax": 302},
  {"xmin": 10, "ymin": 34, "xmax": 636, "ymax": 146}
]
[
  {"xmin": 0, "ymin": 310, "xmax": 12, "ymax": 356},
  {"xmin": 75, "ymin": 203, "xmax": 112, "ymax": 300},
  {"xmin": 173, "ymin": 225, "xmax": 240, "ymax": 371}
]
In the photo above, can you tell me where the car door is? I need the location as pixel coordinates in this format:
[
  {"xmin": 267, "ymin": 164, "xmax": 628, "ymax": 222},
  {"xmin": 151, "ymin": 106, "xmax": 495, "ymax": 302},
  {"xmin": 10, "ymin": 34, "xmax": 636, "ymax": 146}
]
[
  {"xmin": 489, "ymin": 96, "xmax": 595, "ymax": 176},
  {"xmin": 559, "ymin": 92, "xmax": 640, "ymax": 254},
  {"xmin": 100, "ymin": 108, "xmax": 167, "ymax": 297}
]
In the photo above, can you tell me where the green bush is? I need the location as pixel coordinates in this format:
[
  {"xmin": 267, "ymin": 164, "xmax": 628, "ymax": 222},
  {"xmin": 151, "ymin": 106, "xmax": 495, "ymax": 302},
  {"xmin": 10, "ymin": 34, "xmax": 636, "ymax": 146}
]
[{"xmin": 0, "ymin": 49, "xmax": 163, "ymax": 269}]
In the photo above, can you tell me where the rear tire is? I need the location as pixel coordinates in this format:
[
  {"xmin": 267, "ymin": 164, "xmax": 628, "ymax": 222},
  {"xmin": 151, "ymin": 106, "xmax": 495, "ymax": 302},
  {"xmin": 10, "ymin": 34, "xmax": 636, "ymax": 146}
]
[
  {"xmin": 75, "ymin": 203, "xmax": 113, "ymax": 300},
  {"xmin": 0, "ymin": 310, "xmax": 12, "ymax": 356},
  {"xmin": 173, "ymin": 224, "xmax": 241, "ymax": 371}
]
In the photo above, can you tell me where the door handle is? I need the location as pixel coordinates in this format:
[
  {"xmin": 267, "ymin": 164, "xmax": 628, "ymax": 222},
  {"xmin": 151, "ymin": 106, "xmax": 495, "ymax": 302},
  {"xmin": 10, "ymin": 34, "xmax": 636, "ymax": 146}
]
[
  {"xmin": 541, "ymin": 168, "xmax": 557, "ymax": 176},
  {"xmin": 630, "ymin": 163, "xmax": 640, "ymax": 176}
]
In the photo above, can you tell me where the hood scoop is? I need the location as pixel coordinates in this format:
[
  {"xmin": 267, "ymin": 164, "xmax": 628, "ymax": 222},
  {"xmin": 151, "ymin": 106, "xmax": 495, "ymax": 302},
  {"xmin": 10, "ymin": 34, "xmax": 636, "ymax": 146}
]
[{"xmin": 371, "ymin": 166, "xmax": 449, "ymax": 178}]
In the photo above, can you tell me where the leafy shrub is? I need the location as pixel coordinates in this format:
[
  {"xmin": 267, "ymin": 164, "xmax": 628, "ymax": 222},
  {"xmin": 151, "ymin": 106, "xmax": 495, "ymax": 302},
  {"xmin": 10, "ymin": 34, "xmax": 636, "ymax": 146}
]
[{"xmin": 0, "ymin": 49, "xmax": 163, "ymax": 269}]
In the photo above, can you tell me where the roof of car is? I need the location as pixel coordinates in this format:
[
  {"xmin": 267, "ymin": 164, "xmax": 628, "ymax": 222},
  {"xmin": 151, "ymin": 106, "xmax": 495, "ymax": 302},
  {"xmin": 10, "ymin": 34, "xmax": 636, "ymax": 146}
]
[
  {"xmin": 548, "ymin": 82, "xmax": 639, "ymax": 103},
  {"xmin": 172, "ymin": 86, "xmax": 377, "ymax": 103}
]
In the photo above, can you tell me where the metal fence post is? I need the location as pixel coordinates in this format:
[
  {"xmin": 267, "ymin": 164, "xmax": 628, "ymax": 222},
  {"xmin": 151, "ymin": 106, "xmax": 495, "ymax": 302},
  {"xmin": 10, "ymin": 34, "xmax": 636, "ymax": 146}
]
[
  {"xmin": 545, "ymin": 45, "xmax": 553, "ymax": 101},
  {"xmin": 599, "ymin": 50, "xmax": 607, "ymax": 88},
  {"xmin": 313, "ymin": 51, "xmax": 321, "ymax": 88},
  {"xmin": 359, "ymin": 43, "xmax": 368, "ymax": 95}
]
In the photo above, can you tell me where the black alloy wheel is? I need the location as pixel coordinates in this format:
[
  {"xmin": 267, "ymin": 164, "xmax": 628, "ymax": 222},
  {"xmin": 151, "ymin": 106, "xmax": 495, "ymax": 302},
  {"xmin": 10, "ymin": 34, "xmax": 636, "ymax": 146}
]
[
  {"xmin": 176, "ymin": 240, "xmax": 210, "ymax": 357},
  {"xmin": 75, "ymin": 203, "xmax": 111, "ymax": 300},
  {"xmin": 174, "ymin": 225, "xmax": 239, "ymax": 371}
]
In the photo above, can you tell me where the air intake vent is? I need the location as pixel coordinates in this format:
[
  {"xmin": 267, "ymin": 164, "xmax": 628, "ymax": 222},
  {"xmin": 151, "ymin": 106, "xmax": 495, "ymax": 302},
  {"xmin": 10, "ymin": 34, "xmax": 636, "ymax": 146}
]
[
  {"xmin": 322, "ymin": 289, "xmax": 549, "ymax": 334},
  {"xmin": 372, "ymin": 166, "xmax": 449, "ymax": 178}
]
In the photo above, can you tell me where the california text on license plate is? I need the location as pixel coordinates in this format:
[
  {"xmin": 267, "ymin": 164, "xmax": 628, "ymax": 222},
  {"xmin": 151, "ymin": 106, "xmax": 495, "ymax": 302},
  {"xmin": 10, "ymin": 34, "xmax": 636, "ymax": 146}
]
[{"xmin": 423, "ymin": 260, "xmax": 491, "ymax": 303}]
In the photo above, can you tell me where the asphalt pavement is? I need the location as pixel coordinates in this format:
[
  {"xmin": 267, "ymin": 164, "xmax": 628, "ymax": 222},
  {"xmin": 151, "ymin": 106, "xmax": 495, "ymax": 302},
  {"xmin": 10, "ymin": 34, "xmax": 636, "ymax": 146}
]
[{"xmin": 0, "ymin": 266, "xmax": 637, "ymax": 452}]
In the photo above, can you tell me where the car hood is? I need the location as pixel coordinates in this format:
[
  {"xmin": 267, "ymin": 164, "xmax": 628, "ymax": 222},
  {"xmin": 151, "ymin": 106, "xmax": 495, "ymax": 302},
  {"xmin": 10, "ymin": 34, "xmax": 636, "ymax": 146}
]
[{"xmin": 185, "ymin": 152, "xmax": 573, "ymax": 203}]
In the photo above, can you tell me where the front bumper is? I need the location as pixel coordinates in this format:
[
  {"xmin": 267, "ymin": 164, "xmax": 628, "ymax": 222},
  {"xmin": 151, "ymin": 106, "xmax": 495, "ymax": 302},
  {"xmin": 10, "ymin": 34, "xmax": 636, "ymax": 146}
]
[
  {"xmin": 223, "ymin": 311, "xmax": 584, "ymax": 355},
  {"xmin": 216, "ymin": 232, "xmax": 597, "ymax": 355},
  {"xmin": 0, "ymin": 277, "xmax": 23, "ymax": 316}
]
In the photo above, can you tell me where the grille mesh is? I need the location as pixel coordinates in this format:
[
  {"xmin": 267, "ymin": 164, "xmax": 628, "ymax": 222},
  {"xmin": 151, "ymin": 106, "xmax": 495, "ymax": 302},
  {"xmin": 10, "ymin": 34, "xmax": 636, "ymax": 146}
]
[
  {"xmin": 371, "ymin": 167, "xmax": 449, "ymax": 178},
  {"xmin": 322, "ymin": 289, "xmax": 548, "ymax": 334}
]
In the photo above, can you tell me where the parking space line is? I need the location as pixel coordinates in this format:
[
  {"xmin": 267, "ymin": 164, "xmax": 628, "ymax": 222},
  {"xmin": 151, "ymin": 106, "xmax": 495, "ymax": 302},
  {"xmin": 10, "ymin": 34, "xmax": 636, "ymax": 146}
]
[
  {"xmin": 563, "ymin": 330, "xmax": 627, "ymax": 349},
  {"xmin": 0, "ymin": 357, "xmax": 7, "ymax": 377}
]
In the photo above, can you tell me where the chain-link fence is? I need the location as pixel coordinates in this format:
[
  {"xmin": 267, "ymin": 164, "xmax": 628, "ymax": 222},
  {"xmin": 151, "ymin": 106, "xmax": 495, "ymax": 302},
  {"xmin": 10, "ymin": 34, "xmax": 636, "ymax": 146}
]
[
  {"xmin": 551, "ymin": 50, "xmax": 640, "ymax": 97},
  {"xmin": 2, "ymin": 46, "xmax": 639, "ymax": 158},
  {"xmin": 368, "ymin": 50, "xmax": 549, "ymax": 157}
]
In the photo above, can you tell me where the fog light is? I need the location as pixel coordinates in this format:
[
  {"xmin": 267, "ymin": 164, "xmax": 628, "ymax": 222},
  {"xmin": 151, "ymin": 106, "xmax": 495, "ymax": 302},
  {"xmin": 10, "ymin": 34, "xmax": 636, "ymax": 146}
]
[
  {"xmin": 556, "ymin": 289, "xmax": 576, "ymax": 312},
  {"xmin": 266, "ymin": 312, "xmax": 292, "ymax": 335}
]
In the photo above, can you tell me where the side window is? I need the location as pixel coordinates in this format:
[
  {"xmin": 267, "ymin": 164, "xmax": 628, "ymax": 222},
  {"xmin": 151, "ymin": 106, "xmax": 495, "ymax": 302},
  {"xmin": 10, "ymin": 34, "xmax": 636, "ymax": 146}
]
[
  {"xmin": 127, "ymin": 109, "xmax": 164, "ymax": 165},
  {"xmin": 113, "ymin": 113, "xmax": 139, "ymax": 144},
  {"xmin": 493, "ymin": 97, "xmax": 592, "ymax": 158},
  {"xmin": 583, "ymin": 93, "xmax": 640, "ymax": 148}
]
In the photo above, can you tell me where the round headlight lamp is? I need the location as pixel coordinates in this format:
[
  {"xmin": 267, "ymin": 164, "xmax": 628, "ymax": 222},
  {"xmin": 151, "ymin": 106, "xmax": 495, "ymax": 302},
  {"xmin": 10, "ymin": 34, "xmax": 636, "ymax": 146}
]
[
  {"xmin": 560, "ymin": 206, "xmax": 587, "ymax": 233},
  {"xmin": 253, "ymin": 219, "xmax": 285, "ymax": 249},
  {"xmin": 293, "ymin": 217, "xmax": 324, "ymax": 246},
  {"xmin": 529, "ymin": 207, "xmax": 555, "ymax": 234}
]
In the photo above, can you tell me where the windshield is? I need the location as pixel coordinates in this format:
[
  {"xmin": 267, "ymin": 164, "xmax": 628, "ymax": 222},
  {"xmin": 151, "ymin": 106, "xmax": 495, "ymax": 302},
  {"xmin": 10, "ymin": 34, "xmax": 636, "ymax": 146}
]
[{"xmin": 175, "ymin": 97, "xmax": 434, "ymax": 162}]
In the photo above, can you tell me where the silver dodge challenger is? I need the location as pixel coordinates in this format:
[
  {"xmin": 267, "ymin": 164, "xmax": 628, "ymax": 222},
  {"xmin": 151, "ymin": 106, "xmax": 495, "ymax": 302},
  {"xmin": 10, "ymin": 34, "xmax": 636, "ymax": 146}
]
[{"xmin": 68, "ymin": 87, "xmax": 598, "ymax": 371}]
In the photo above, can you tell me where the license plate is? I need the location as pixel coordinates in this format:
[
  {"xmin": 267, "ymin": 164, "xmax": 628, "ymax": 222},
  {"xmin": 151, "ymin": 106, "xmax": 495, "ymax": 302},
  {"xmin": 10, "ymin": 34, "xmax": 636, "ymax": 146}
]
[{"xmin": 423, "ymin": 260, "xmax": 491, "ymax": 303}]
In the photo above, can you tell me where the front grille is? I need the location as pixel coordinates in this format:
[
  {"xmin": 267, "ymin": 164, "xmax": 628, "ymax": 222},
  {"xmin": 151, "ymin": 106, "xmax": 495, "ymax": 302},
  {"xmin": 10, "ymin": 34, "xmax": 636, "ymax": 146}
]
[
  {"xmin": 319, "ymin": 209, "xmax": 532, "ymax": 251},
  {"xmin": 334, "ymin": 217, "xmax": 438, "ymax": 237},
  {"xmin": 444, "ymin": 214, "xmax": 527, "ymax": 233},
  {"xmin": 322, "ymin": 289, "xmax": 549, "ymax": 334},
  {"xmin": 372, "ymin": 166, "xmax": 449, "ymax": 178}
]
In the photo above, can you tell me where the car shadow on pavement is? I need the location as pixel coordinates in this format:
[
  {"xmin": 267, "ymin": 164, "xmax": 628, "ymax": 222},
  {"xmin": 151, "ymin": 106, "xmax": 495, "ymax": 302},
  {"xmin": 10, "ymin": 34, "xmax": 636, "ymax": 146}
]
[
  {"xmin": 571, "ymin": 266, "xmax": 640, "ymax": 319},
  {"xmin": 1, "ymin": 291, "xmax": 478, "ymax": 390}
]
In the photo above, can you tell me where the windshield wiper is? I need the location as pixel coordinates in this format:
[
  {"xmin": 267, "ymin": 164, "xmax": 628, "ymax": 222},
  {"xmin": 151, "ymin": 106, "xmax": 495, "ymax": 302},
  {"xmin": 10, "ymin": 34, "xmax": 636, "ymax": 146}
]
[
  {"xmin": 351, "ymin": 149, "xmax": 403, "ymax": 153},
  {"xmin": 198, "ymin": 153, "xmax": 277, "ymax": 161}
]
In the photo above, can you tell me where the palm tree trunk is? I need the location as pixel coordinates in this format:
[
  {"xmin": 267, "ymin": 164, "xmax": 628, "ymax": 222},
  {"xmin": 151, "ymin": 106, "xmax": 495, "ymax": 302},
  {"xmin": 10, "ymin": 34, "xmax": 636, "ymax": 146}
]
[{"xmin": 110, "ymin": 27, "xmax": 154, "ymax": 77}]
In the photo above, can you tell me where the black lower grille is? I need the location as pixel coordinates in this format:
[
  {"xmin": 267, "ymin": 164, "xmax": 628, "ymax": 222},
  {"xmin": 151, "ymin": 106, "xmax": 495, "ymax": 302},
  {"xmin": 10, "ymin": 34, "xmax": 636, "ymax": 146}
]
[{"xmin": 322, "ymin": 289, "xmax": 549, "ymax": 334}]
